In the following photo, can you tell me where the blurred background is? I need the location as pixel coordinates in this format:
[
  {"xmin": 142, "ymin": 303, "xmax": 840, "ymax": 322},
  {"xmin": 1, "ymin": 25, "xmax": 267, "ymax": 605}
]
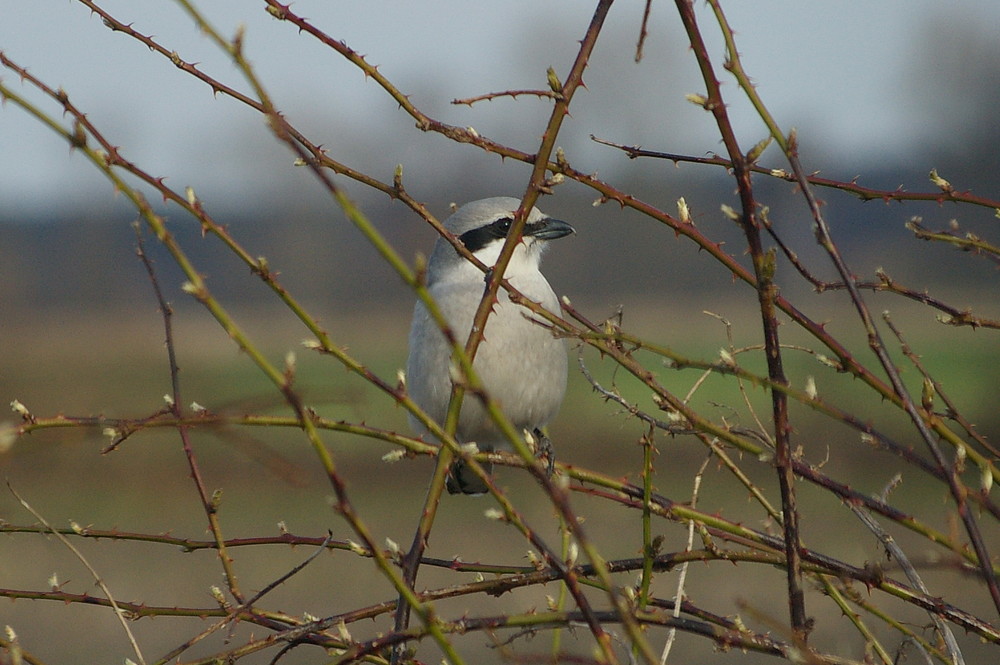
[
  {"xmin": 2, "ymin": 1, "xmax": 1000, "ymax": 664},
  {"xmin": 3, "ymin": 1, "xmax": 1000, "ymax": 310}
]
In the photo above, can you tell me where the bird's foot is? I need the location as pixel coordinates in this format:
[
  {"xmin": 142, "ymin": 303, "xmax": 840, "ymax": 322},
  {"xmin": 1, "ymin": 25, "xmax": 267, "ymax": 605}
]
[{"xmin": 528, "ymin": 427, "xmax": 555, "ymax": 477}]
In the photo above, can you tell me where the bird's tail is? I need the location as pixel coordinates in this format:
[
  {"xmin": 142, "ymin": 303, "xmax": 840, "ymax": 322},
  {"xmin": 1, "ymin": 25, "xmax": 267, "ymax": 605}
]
[{"xmin": 446, "ymin": 458, "xmax": 492, "ymax": 495}]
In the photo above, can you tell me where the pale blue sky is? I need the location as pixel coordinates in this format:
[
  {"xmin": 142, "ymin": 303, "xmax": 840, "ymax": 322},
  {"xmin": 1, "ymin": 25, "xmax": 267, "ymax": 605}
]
[{"xmin": 2, "ymin": 1, "xmax": 998, "ymax": 213}]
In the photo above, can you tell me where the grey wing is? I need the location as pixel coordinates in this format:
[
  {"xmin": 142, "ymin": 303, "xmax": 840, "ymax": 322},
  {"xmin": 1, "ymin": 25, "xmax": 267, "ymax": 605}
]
[{"xmin": 405, "ymin": 298, "xmax": 455, "ymax": 434}]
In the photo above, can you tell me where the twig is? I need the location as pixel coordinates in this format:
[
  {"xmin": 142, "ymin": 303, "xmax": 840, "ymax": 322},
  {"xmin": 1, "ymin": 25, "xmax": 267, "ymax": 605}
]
[
  {"xmin": 907, "ymin": 218, "xmax": 1000, "ymax": 265},
  {"xmin": 816, "ymin": 578, "xmax": 893, "ymax": 665},
  {"xmin": 559, "ymin": 303, "xmax": 1000, "ymax": 544},
  {"xmin": 705, "ymin": 311, "xmax": 774, "ymax": 447},
  {"xmin": 588, "ymin": 135, "xmax": 1000, "ymax": 212},
  {"xmin": 703, "ymin": 0, "xmax": 1000, "ymax": 617},
  {"xmin": 576, "ymin": 486, "xmax": 1000, "ymax": 643},
  {"xmin": 674, "ymin": 0, "xmax": 808, "ymax": 640},
  {"xmin": 154, "ymin": 533, "xmax": 336, "ymax": 663},
  {"xmin": 560, "ymin": 306, "xmax": 1000, "ymax": 517},
  {"xmin": 660, "ymin": 452, "xmax": 712, "ymax": 664},
  {"xmin": 635, "ymin": 0, "xmax": 654, "ymax": 62},
  {"xmin": 637, "ymin": 423, "xmax": 657, "ymax": 617},
  {"xmin": 452, "ymin": 89, "xmax": 559, "ymax": 105},
  {"xmin": 847, "ymin": 503, "xmax": 965, "ymax": 665},
  {"xmin": 882, "ymin": 312, "xmax": 1000, "ymax": 460},
  {"xmin": 172, "ymin": 4, "xmax": 477, "ymax": 662},
  {"xmin": 7, "ymin": 484, "xmax": 146, "ymax": 665},
  {"xmin": 834, "ymin": 580, "xmax": 944, "ymax": 663},
  {"xmin": 4, "ymin": 483, "xmax": 999, "ymax": 645},
  {"xmin": 577, "ymin": 350, "xmax": 783, "ymax": 523},
  {"xmin": 133, "ymin": 222, "xmax": 246, "ymax": 603},
  {"xmin": 790, "ymin": 64, "xmax": 1000, "ymax": 624}
]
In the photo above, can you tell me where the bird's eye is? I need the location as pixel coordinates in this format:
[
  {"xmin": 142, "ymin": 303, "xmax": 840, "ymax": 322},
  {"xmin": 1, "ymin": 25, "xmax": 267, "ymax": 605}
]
[{"xmin": 492, "ymin": 217, "xmax": 513, "ymax": 236}]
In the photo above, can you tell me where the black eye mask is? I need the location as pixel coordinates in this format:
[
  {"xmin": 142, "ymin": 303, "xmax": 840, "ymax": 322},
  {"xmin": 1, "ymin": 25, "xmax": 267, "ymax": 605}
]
[
  {"xmin": 458, "ymin": 216, "xmax": 573, "ymax": 253},
  {"xmin": 458, "ymin": 216, "xmax": 514, "ymax": 252}
]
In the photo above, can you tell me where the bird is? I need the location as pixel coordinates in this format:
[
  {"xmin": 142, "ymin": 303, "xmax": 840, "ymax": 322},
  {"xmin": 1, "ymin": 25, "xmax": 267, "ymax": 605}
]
[{"xmin": 405, "ymin": 197, "xmax": 574, "ymax": 494}]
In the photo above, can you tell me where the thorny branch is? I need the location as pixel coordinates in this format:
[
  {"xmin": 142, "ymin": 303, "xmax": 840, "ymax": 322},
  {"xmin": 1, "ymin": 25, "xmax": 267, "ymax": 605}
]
[
  {"xmin": 2, "ymin": 1, "xmax": 998, "ymax": 664},
  {"xmin": 673, "ymin": 0, "xmax": 807, "ymax": 640}
]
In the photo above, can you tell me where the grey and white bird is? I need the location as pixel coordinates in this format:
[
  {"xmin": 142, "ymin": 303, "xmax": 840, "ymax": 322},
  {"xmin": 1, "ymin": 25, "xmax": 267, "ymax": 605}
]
[{"xmin": 406, "ymin": 197, "xmax": 574, "ymax": 494}]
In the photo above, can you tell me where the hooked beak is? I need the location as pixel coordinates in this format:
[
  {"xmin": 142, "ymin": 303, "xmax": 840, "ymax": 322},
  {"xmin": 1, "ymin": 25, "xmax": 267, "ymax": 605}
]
[{"xmin": 525, "ymin": 218, "xmax": 575, "ymax": 240}]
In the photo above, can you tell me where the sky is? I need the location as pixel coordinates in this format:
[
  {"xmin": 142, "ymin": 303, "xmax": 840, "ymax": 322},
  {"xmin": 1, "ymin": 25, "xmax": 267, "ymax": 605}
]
[{"xmin": 2, "ymin": 1, "xmax": 1000, "ymax": 215}]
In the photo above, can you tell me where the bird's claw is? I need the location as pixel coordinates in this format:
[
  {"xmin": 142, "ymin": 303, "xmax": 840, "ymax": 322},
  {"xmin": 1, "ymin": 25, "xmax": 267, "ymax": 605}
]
[{"xmin": 530, "ymin": 427, "xmax": 555, "ymax": 477}]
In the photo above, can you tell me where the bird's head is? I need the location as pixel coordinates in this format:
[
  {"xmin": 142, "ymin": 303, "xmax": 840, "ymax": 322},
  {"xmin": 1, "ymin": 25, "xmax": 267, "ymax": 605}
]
[{"xmin": 429, "ymin": 197, "xmax": 574, "ymax": 282}]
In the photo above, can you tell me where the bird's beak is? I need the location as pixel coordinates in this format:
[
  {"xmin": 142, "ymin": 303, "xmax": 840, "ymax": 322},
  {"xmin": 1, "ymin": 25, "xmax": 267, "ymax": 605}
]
[{"xmin": 526, "ymin": 218, "xmax": 575, "ymax": 240}]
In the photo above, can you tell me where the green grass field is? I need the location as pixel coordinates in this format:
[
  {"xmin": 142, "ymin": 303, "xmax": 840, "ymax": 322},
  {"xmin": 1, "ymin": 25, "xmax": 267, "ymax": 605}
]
[{"xmin": 2, "ymin": 302, "xmax": 998, "ymax": 664}]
